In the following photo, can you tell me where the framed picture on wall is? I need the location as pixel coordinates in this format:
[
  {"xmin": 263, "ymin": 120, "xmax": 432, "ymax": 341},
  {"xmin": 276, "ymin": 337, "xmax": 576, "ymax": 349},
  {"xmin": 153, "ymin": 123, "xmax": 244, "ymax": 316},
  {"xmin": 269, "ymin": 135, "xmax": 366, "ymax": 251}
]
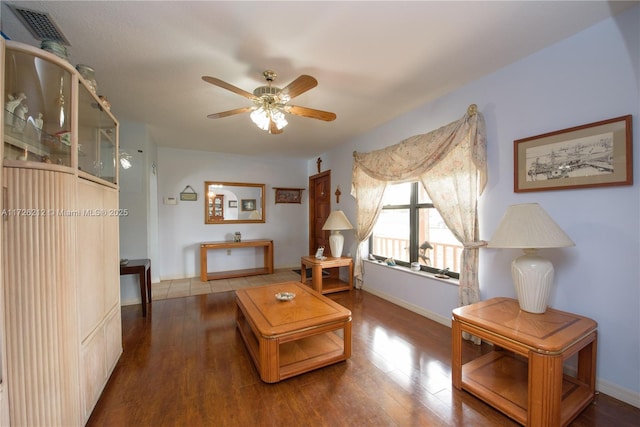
[
  {"xmin": 514, "ymin": 115, "xmax": 632, "ymax": 192},
  {"xmin": 241, "ymin": 199, "xmax": 256, "ymax": 211},
  {"xmin": 274, "ymin": 187, "xmax": 304, "ymax": 204},
  {"xmin": 228, "ymin": 200, "xmax": 238, "ymax": 208}
]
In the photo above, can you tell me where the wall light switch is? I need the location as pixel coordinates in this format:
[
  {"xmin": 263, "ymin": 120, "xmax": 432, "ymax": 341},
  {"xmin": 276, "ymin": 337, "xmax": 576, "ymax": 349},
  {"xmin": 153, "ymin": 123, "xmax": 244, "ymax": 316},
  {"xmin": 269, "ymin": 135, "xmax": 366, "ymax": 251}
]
[{"xmin": 164, "ymin": 197, "xmax": 177, "ymax": 205}]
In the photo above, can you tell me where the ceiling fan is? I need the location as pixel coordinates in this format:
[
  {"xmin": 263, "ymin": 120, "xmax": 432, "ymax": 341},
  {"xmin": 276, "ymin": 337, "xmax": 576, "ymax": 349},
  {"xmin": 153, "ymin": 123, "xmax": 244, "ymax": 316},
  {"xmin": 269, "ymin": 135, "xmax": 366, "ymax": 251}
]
[{"xmin": 202, "ymin": 70, "xmax": 336, "ymax": 134}]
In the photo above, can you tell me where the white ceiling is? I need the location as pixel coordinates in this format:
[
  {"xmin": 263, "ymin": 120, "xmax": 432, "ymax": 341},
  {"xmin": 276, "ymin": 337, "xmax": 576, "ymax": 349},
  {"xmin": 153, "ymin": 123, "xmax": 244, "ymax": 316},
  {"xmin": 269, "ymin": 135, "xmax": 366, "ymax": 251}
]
[{"xmin": 1, "ymin": 1, "xmax": 636, "ymax": 159}]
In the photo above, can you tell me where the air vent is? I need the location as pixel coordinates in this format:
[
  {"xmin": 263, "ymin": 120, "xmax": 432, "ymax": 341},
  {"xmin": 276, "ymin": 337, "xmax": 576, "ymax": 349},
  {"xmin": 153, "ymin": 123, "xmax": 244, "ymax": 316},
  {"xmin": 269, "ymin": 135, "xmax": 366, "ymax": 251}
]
[{"xmin": 9, "ymin": 5, "xmax": 70, "ymax": 45}]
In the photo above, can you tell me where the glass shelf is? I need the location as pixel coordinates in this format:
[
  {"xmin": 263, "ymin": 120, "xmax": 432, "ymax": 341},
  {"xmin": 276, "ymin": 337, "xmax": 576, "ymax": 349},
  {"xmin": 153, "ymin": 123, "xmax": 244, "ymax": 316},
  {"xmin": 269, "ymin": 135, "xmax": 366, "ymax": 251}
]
[
  {"xmin": 3, "ymin": 48, "xmax": 72, "ymax": 166},
  {"xmin": 77, "ymin": 82, "xmax": 117, "ymax": 183}
]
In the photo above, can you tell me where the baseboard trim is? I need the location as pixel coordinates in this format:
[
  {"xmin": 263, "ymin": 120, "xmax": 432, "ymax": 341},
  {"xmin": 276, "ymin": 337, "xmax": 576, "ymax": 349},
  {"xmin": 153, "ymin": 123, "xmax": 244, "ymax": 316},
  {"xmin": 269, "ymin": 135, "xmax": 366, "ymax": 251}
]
[
  {"xmin": 120, "ymin": 298, "xmax": 140, "ymax": 307},
  {"xmin": 362, "ymin": 287, "xmax": 451, "ymax": 327},
  {"xmin": 596, "ymin": 378, "xmax": 640, "ymax": 408}
]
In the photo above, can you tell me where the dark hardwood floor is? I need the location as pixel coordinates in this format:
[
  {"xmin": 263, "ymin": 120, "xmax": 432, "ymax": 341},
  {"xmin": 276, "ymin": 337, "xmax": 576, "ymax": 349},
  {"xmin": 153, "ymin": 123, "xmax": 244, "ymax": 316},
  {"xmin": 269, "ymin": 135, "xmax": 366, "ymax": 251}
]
[{"xmin": 87, "ymin": 286, "xmax": 640, "ymax": 426}]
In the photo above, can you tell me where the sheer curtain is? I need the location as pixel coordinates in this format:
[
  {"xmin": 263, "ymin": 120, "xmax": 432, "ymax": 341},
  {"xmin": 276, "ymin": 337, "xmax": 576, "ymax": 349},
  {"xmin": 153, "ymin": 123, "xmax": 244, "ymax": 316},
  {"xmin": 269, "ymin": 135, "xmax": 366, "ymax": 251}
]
[{"xmin": 351, "ymin": 105, "xmax": 487, "ymax": 316}]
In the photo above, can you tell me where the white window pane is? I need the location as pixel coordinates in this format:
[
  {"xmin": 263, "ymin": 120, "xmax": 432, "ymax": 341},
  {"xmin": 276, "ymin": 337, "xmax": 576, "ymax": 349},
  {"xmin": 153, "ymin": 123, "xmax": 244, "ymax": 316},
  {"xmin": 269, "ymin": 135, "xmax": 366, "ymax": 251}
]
[
  {"xmin": 372, "ymin": 208, "xmax": 410, "ymax": 262},
  {"xmin": 418, "ymin": 208, "xmax": 462, "ymax": 272},
  {"xmin": 382, "ymin": 182, "xmax": 411, "ymax": 205},
  {"xmin": 418, "ymin": 183, "xmax": 432, "ymax": 204}
]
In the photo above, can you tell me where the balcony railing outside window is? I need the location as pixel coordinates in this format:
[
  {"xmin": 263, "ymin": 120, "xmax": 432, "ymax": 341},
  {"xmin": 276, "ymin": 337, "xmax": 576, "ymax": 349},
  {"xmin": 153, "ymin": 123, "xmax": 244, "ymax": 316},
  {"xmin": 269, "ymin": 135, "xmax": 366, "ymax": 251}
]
[{"xmin": 371, "ymin": 236, "xmax": 462, "ymax": 273}]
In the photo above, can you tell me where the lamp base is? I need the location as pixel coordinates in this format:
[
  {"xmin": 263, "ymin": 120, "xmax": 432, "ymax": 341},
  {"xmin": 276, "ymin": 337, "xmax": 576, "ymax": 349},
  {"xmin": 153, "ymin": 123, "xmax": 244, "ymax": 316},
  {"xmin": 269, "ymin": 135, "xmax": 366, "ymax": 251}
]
[
  {"xmin": 511, "ymin": 250, "xmax": 555, "ymax": 314},
  {"xmin": 328, "ymin": 231, "xmax": 344, "ymax": 258}
]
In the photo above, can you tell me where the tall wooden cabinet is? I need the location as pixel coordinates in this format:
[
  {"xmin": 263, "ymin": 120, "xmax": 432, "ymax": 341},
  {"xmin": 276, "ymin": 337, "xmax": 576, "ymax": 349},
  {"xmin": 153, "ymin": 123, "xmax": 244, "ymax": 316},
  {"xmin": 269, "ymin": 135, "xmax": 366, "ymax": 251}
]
[{"xmin": 1, "ymin": 40, "xmax": 122, "ymax": 425}]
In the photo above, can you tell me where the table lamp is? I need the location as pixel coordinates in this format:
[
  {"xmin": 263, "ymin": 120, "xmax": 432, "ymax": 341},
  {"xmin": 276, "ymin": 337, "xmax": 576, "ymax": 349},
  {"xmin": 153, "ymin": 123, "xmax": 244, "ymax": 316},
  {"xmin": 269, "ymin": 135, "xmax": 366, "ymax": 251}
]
[
  {"xmin": 487, "ymin": 203, "xmax": 574, "ymax": 313},
  {"xmin": 322, "ymin": 210, "xmax": 354, "ymax": 257}
]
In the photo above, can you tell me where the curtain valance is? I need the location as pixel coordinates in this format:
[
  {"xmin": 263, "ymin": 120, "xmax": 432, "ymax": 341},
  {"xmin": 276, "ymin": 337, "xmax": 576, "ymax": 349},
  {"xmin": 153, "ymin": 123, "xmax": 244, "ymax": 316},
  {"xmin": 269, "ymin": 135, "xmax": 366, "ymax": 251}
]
[{"xmin": 352, "ymin": 104, "xmax": 486, "ymax": 191}]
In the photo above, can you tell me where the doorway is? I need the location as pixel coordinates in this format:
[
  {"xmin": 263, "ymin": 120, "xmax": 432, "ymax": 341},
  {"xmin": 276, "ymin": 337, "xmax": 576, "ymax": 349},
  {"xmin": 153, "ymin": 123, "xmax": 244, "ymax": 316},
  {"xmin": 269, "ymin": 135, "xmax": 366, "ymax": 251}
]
[{"xmin": 308, "ymin": 170, "xmax": 331, "ymax": 256}]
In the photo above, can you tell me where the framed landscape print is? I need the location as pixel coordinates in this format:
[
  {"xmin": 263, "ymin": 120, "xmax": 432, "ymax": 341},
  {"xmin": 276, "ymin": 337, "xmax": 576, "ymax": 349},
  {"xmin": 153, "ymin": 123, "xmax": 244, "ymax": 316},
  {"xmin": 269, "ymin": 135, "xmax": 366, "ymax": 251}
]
[
  {"xmin": 241, "ymin": 199, "xmax": 256, "ymax": 211},
  {"xmin": 514, "ymin": 115, "xmax": 632, "ymax": 192}
]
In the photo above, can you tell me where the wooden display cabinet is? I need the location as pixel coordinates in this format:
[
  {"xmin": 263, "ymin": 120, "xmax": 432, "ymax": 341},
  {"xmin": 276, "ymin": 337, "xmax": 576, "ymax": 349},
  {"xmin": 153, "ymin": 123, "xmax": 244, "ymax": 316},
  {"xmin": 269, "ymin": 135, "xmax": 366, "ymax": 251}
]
[{"xmin": 2, "ymin": 40, "xmax": 121, "ymax": 426}]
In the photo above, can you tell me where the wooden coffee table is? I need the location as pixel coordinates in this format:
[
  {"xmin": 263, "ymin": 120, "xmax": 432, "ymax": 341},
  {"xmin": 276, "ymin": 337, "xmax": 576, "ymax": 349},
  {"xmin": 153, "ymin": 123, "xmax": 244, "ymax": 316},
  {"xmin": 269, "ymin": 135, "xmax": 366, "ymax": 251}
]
[{"xmin": 235, "ymin": 281, "xmax": 352, "ymax": 383}]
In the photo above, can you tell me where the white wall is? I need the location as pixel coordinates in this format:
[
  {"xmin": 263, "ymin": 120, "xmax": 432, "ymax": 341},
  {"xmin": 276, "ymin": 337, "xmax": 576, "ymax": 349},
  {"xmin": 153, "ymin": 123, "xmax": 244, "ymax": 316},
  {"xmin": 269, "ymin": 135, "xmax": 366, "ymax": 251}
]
[
  {"xmin": 316, "ymin": 6, "xmax": 639, "ymax": 406},
  {"xmin": 118, "ymin": 120, "xmax": 159, "ymax": 303},
  {"xmin": 156, "ymin": 148, "xmax": 309, "ymax": 280}
]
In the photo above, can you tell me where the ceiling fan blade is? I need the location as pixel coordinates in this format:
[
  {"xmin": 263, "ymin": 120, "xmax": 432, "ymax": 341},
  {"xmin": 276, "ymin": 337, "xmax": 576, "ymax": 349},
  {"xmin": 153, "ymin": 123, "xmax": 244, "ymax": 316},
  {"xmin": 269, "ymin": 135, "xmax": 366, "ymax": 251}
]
[
  {"xmin": 268, "ymin": 120, "xmax": 284, "ymax": 134},
  {"xmin": 279, "ymin": 75, "xmax": 318, "ymax": 100},
  {"xmin": 286, "ymin": 105, "xmax": 337, "ymax": 122},
  {"xmin": 202, "ymin": 76, "xmax": 256, "ymax": 100},
  {"xmin": 207, "ymin": 106, "xmax": 253, "ymax": 119}
]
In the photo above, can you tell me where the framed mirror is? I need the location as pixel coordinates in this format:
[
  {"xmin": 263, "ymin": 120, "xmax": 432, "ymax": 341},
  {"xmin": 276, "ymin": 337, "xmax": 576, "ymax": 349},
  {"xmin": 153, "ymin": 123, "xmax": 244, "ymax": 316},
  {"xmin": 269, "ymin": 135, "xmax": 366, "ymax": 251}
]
[{"xmin": 204, "ymin": 181, "xmax": 265, "ymax": 224}]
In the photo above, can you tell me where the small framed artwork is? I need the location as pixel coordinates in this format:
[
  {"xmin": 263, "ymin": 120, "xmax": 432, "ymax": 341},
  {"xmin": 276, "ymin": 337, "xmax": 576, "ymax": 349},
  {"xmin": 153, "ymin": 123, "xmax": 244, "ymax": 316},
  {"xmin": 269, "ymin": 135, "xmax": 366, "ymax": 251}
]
[
  {"xmin": 241, "ymin": 199, "xmax": 256, "ymax": 211},
  {"xmin": 179, "ymin": 185, "xmax": 198, "ymax": 201},
  {"xmin": 274, "ymin": 187, "xmax": 304, "ymax": 204},
  {"xmin": 514, "ymin": 115, "xmax": 632, "ymax": 192},
  {"xmin": 228, "ymin": 200, "xmax": 238, "ymax": 208}
]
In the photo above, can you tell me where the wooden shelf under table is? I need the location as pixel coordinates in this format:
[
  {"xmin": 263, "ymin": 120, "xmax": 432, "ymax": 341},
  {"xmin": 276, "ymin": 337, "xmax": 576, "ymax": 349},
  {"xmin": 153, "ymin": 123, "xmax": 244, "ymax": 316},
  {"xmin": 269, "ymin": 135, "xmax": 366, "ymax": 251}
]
[
  {"xmin": 302, "ymin": 276, "xmax": 352, "ymax": 294},
  {"xmin": 237, "ymin": 313, "xmax": 346, "ymax": 381},
  {"xmin": 461, "ymin": 350, "xmax": 594, "ymax": 426}
]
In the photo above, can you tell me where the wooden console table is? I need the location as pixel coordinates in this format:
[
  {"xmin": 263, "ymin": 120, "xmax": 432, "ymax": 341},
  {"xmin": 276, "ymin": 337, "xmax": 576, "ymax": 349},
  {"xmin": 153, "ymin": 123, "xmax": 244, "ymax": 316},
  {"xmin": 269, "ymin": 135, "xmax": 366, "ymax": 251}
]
[
  {"xmin": 120, "ymin": 258, "xmax": 151, "ymax": 317},
  {"xmin": 200, "ymin": 239, "xmax": 274, "ymax": 282},
  {"xmin": 452, "ymin": 297, "xmax": 597, "ymax": 427},
  {"xmin": 300, "ymin": 256, "xmax": 353, "ymax": 294}
]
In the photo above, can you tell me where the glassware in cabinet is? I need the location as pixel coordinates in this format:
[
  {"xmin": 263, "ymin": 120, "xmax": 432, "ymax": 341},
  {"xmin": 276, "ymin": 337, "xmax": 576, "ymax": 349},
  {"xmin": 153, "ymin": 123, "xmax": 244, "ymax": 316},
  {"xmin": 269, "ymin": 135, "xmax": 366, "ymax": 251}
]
[{"xmin": 3, "ymin": 47, "xmax": 72, "ymax": 165}]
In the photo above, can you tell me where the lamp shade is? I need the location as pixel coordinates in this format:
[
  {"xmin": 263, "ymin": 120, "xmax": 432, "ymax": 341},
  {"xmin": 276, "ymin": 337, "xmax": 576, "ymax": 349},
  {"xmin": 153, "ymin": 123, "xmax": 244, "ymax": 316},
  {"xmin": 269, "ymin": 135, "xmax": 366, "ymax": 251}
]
[
  {"xmin": 322, "ymin": 210, "xmax": 353, "ymax": 258},
  {"xmin": 322, "ymin": 210, "xmax": 353, "ymax": 231},
  {"xmin": 487, "ymin": 203, "xmax": 574, "ymax": 249}
]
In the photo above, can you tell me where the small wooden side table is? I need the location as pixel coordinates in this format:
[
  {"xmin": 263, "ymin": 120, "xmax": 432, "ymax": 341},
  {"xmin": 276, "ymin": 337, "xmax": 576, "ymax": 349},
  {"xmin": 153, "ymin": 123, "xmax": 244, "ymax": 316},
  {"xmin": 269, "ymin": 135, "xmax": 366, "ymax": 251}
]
[
  {"xmin": 300, "ymin": 256, "xmax": 353, "ymax": 294},
  {"xmin": 452, "ymin": 297, "xmax": 597, "ymax": 427},
  {"xmin": 120, "ymin": 258, "xmax": 151, "ymax": 317}
]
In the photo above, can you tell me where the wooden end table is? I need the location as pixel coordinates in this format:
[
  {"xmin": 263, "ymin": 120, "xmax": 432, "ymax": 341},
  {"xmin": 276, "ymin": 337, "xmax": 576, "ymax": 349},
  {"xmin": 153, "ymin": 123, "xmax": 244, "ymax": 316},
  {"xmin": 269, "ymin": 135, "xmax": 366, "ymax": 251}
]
[
  {"xmin": 120, "ymin": 258, "xmax": 151, "ymax": 317},
  {"xmin": 452, "ymin": 297, "xmax": 597, "ymax": 427},
  {"xmin": 235, "ymin": 281, "xmax": 352, "ymax": 383},
  {"xmin": 300, "ymin": 256, "xmax": 353, "ymax": 294}
]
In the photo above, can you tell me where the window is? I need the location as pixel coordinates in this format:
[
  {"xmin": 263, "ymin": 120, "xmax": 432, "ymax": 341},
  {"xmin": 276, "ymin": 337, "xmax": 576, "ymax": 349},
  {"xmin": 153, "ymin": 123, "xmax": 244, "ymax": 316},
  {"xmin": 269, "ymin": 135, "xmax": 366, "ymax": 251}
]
[{"xmin": 370, "ymin": 182, "xmax": 462, "ymax": 278}]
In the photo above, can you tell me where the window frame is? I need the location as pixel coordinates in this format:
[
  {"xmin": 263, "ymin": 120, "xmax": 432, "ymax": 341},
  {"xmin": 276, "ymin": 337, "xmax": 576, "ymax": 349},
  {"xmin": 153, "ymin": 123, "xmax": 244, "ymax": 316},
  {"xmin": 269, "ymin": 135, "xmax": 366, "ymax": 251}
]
[{"xmin": 369, "ymin": 182, "xmax": 459, "ymax": 279}]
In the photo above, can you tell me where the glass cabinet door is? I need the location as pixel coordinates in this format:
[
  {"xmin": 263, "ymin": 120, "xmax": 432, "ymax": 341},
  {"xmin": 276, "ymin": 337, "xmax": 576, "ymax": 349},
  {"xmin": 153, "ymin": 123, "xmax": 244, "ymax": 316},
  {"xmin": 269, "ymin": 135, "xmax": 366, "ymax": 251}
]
[
  {"xmin": 77, "ymin": 82, "xmax": 117, "ymax": 183},
  {"xmin": 3, "ymin": 48, "xmax": 72, "ymax": 165}
]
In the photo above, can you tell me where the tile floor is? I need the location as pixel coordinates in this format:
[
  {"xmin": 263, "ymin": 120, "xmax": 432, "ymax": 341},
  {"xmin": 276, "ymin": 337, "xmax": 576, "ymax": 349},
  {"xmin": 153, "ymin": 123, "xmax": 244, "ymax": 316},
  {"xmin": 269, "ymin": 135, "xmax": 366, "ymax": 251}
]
[{"xmin": 151, "ymin": 268, "xmax": 301, "ymax": 300}]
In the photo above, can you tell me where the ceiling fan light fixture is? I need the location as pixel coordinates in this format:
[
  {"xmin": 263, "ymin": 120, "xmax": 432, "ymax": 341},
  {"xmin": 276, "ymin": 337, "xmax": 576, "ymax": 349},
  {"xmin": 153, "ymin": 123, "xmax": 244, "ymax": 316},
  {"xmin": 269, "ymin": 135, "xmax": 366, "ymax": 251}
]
[
  {"xmin": 270, "ymin": 108, "xmax": 288, "ymax": 130},
  {"xmin": 250, "ymin": 105, "xmax": 288, "ymax": 132},
  {"xmin": 119, "ymin": 151, "xmax": 132, "ymax": 170},
  {"xmin": 250, "ymin": 106, "xmax": 270, "ymax": 130}
]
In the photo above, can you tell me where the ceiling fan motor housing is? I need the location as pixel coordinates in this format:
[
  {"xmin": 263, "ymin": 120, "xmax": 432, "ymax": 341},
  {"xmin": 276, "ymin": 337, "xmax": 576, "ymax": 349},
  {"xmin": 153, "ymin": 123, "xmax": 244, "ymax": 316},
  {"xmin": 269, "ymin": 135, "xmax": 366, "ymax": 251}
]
[{"xmin": 253, "ymin": 85, "xmax": 280, "ymax": 97}]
